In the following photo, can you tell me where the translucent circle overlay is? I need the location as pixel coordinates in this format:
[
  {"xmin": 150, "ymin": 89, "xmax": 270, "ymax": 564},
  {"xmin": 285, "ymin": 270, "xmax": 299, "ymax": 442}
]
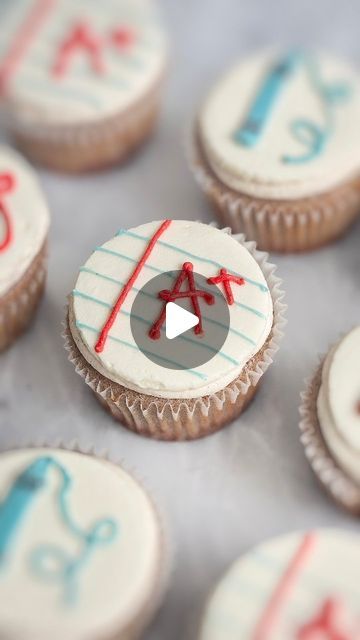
[{"xmin": 130, "ymin": 270, "xmax": 230, "ymax": 371}]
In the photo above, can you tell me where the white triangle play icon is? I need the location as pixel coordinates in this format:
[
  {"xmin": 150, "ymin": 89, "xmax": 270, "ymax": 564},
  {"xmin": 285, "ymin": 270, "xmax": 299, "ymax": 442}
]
[{"xmin": 165, "ymin": 302, "xmax": 199, "ymax": 340}]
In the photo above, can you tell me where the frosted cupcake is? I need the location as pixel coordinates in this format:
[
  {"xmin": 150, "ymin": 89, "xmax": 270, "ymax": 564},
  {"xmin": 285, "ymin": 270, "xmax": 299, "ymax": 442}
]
[
  {"xmin": 300, "ymin": 326, "xmax": 360, "ymax": 514},
  {"xmin": 0, "ymin": 446, "xmax": 166, "ymax": 640},
  {"xmin": 0, "ymin": 0, "xmax": 167, "ymax": 172},
  {"xmin": 65, "ymin": 220, "xmax": 285, "ymax": 441},
  {"xmin": 199, "ymin": 529, "xmax": 360, "ymax": 640},
  {"xmin": 190, "ymin": 51, "xmax": 360, "ymax": 253},
  {"xmin": 0, "ymin": 145, "xmax": 49, "ymax": 351}
]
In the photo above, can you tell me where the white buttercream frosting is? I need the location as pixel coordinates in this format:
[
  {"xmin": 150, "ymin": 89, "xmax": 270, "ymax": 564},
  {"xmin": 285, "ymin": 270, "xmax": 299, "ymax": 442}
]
[
  {"xmin": 200, "ymin": 529, "xmax": 360, "ymax": 640},
  {"xmin": 70, "ymin": 220, "xmax": 273, "ymax": 399},
  {"xmin": 0, "ymin": 145, "xmax": 49, "ymax": 298},
  {"xmin": 199, "ymin": 51, "xmax": 360, "ymax": 200},
  {"xmin": 317, "ymin": 326, "xmax": 360, "ymax": 484},
  {"xmin": 0, "ymin": 0, "xmax": 167, "ymax": 127},
  {"xmin": 0, "ymin": 448, "xmax": 162, "ymax": 640}
]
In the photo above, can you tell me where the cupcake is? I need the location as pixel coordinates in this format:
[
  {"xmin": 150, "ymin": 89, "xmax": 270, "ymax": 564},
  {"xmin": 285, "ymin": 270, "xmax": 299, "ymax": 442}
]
[
  {"xmin": 0, "ymin": 0, "xmax": 167, "ymax": 173},
  {"xmin": 300, "ymin": 326, "xmax": 360, "ymax": 515},
  {"xmin": 198, "ymin": 529, "xmax": 360, "ymax": 640},
  {"xmin": 0, "ymin": 145, "xmax": 49, "ymax": 352},
  {"xmin": 190, "ymin": 51, "xmax": 360, "ymax": 253},
  {"xmin": 0, "ymin": 446, "xmax": 166, "ymax": 640},
  {"xmin": 65, "ymin": 219, "xmax": 285, "ymax": 441}
]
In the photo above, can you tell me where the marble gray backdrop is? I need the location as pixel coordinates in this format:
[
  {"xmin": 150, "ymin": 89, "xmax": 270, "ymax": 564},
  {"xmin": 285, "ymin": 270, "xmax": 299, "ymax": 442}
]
[{"xmin": 1, "ymin": 0, "xmax": 360, "ymax": 638}]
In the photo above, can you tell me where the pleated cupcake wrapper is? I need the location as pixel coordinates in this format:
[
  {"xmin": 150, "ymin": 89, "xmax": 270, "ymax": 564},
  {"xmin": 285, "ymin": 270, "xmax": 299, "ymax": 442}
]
[
  {"xmin": 0, "ymin": 439, "xmax": 172, "ymax": 640},
  {"xmin": 64, "ymin": 231, "xmax": 286, "ymax": 440},
  {"xmin": 0, "ymin": 243, "xmax": 48, "ymax": 352},
  {"xmin": 5, "ymin": 78, "xmax": 164, "ymax": 172},
  {"xmin": 188, "ymin": 126, "xmax": 360, "ymax": 253},
  {"xmin": 299, "ymin": 360, "xmax": 360, "ymax": 515}
]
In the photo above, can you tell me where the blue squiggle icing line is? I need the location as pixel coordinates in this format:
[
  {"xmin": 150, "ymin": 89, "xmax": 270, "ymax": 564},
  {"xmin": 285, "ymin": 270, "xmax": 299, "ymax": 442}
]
[
  {"xmin": 77, "ymin": 322, "xmax": 208, "ymax": 379},
  {"xmin": 73, "ymin": 289, "xmax": 250, "ymax": 358},
  {"xmin": 80, "ymin": 266, "xmax": 266, "ymax": 319},
  {"xmin": 282, "ymin": 55, "xmax": 351, "ymax": 165},
  {"xmin": 115, "ymin": 229, "xmax": 269, "ymax": 292}
]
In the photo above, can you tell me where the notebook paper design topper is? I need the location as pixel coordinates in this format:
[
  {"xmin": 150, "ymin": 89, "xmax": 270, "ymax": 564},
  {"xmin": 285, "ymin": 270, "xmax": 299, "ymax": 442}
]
[
  {"xmin": 233, "ymin": 52, "xmax": 351, "ymax": 165},
  {"xmin": 199, "ymin": 530, "xmax": 360, "ymax": 640},
  {"xmin": 72, "ymin": 220, "xmax": 274, "ymax": 398},
  {"xmin": 0, "ymin": 456, "xmax": 118, "ymax": 606},
  {"xmin": 0, "ymin": 0, "xmax": 167, "ymax": 122}
]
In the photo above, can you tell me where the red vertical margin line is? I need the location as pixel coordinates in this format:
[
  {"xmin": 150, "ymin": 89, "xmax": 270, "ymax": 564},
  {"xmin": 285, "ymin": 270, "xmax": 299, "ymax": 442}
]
[
  {"xmin": 95, "ymin": 219, "xmax": 172, "ymax": 354},
  {"xmin": 0, "ymin": 0, "xmax": 57, "ymax": 95},
  {"xmin": 252, "ymin": 532, "xmax": 316, "ymax": 640}
]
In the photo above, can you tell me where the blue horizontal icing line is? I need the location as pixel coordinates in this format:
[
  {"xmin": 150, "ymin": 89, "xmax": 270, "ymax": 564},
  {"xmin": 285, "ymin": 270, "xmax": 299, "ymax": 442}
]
[
  {"xmin": 73, "ymin": 290, "xmax": 245, "ymax": 362},
  {"xmin": 116, "ymin": 229, "xmax": 269, "ymax": 292},
  {"xmin": 79, "ymin": 266, "xmax": 264, "ymax": 329},
  {"xmin": 92, "ymin": 252, "xmax": 267, "ymax": 318},
  {"xmin": 16, "ymin": 76, "xmax": 104, "ymax": 110},
  {"xmin": 96, "ymin": 246, "xmax": 163, "ymax": 274},
  {"xmin": 77, "ymin": 322, "xmax": 208, "ymax": 380}
]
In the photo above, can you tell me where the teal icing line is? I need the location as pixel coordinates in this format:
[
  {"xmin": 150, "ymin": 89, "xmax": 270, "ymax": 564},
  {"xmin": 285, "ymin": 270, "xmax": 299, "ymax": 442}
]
[
  {"xmin": 0, "ymin": 456, "xmax": 118, "ymax": 606},
  {"xmin": 73, "ymin": 289, "xmax": 249, "ymax": 359},
  {"xmin": 15, "ymin": 75, "xmax": 104, "ymax": 110},
  {"xmin": 111, "ymin": 233, "xmax": 269, "ymax": 293},
  {"xmin": 233, "ymin": 51, "xmax": 302, "ymax": 148},
  {"xmin": 80, "ymin": 266, "xmax": 266, "ymax": 319},
  {"xmin": 77, "ymin": 322, "xmax": 208, "ymax": 379}
]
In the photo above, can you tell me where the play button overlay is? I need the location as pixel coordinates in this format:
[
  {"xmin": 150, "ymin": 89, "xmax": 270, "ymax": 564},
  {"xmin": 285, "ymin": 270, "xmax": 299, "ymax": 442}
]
[
  {"xmin": 130, "ymin": 269, "xmax": 230, "ymax": 371},
  {"xmin": 165, "ymin": 302, "xmax": 199, "ymax": 340}
]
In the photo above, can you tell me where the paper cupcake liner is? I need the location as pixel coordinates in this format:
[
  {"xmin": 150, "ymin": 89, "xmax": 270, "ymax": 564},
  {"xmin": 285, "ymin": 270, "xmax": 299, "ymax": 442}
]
[
  {"xmin": 299, "ymin": 360, "xmax": 360, "ymax": 515},
  {"xmin": 7, "ymin": 78, "xmax": 164, "ymax": 173},
  {"xmin": 188, "ymin": 126, "xmax": 360, "ymax": 254},
  {"xmin": 0, "ymin": 241, "xmax": 48, "ymax": 352},
  {"xmin": 0, "ymin": 439, "xmax": 172, "ymax": 640},
  {"xmin": 64, "ymin": 232, "xmax": 286, "ymax": 441}
]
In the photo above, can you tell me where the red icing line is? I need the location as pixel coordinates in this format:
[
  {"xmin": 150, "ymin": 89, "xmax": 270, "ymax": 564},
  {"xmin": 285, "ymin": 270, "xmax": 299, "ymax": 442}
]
[
  {"xmin": 95, "ymin": 219, "xmax": 172, "ymax": 353},
  {"xmin": 297, "ymin": 598, "xmax": 352, "ymax": 640},
  {"xmin": 149, "ymin": 262, "xmax": 215, "ymax": 340},
  {"xmin": 0, "ymin": 173, "xmax": 16, "ymax": 253},
  {"xmin": 252, "ymin": 533, "xmax": 316, "ymax": 640},
  {"xmin": 0, "ymin": 0, "xmax": 56, "ymax": 95},
  {"xmin": 53, "ymin": 22, "xmax": 105, "ymax": 77},
  {"xmin": 207, "ymin": 268, "xmax": 245, "ymax": 305}
]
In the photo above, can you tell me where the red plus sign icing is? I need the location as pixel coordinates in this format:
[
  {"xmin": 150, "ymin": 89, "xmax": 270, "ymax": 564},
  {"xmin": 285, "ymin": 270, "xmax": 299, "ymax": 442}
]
[
  {"xmin": 0, "ymin": 172, "xmax": 16, "ymax": 253},
  {"xmin": 149, "ymin": 262, "xmax": 215, "ymax": 340},
  {"xmin": 297, "ymin": 598, "xmax": 353, "ymax": 640},
  {"xmin": 111, "ymin": 27, "xmax": 136, "ymax": 50},
  {"xmin": 207, "ymin": 268, "xmax": 245, "ymax": 305}
]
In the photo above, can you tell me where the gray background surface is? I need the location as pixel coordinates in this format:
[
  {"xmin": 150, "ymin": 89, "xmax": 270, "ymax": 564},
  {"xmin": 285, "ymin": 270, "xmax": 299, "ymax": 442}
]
[{"xmin": 1, "ymin": 1, "xmax": 360, "ymax": 638}]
